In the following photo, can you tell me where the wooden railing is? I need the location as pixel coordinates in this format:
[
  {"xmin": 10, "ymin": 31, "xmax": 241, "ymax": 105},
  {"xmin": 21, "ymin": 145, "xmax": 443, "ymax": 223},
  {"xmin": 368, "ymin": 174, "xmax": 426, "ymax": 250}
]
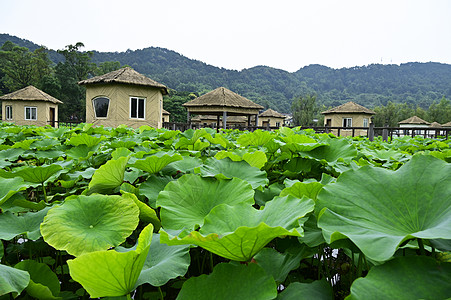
[{"xmin": 163, "ymin": 122, "xmax": 451, "ymax": 141}]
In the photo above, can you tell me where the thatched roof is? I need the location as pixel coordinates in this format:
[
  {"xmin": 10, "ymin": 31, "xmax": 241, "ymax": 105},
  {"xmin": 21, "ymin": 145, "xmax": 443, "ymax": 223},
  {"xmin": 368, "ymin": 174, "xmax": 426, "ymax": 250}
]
[
  {"xmin": 162, "ymin": 109, "xmax": 170, "ymax": 115},
  {"xmin": 398, "ymin": 116, "xmax": 430, "ymax": 125},
  {"xmin": 442, "ymin": 121, "xmax": 451, "ymax": 128},
  {"xmin": 259, "ymin": 108, "xmax": 285, "ymax": 118},
  {"xmin": 183, "ymin": 87, "xmax": 264, "ymax": 110},
  {"xmin": 429, "ymin": 121, "xmax": 442, "ymax": 128},
  {"xmin": 322, "ymin": 101, "xmax": 375, "ymax": 115},
  {"xmin": 78, "ymin": 67, "xmax": 168, "ymax": 95},
  {"xmin": 191, "ymin": 115, "xmax": 247, "ymax": 123},
  {"xmin": 0, "ymin": 85, "xmax": 63, "ymax": 104}
]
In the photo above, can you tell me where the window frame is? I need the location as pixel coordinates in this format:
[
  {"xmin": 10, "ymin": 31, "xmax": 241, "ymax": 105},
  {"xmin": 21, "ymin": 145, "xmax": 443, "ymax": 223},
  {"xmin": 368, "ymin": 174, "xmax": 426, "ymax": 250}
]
[
  {"xmin": 363, "ymin": 118, "xmax": 369, "ymax": 128},
  {"xmin": 92, "ymin": 96, "xmax": 110, "ymax": 119},
  {"xmin": 342, "ymin": 117, "xmax": 352, "ymax": 128},
  {"xmin": 5, "ymin": 105, "xmax": 12, "ymax": 120},
  {"xmin": 130, "ymin": 97, "xmax": 146, "ymax": 120},
  {"xmin": 24, "ymin": 106, "xmax": 37, "ymax": 121}
]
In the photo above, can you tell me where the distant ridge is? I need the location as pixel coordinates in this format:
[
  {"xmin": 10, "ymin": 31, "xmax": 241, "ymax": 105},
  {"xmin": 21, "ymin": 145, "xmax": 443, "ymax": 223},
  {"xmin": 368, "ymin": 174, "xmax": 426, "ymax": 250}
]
[{"xmin": 1, "ymin": 33, "xmax": 451, "ymax": 113}]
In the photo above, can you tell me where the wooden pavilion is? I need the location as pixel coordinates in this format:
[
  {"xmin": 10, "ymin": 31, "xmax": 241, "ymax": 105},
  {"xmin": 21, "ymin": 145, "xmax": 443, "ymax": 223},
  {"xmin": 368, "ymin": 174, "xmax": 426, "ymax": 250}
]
[{"xmin": 182, "ymin": 87, "xmax": 264, "ymax": 129}]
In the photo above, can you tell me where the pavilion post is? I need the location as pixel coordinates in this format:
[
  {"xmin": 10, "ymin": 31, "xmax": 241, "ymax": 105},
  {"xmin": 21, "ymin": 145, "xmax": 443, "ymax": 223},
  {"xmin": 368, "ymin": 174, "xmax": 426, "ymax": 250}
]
[
  {"xmin": 217, "ymin": 115, "xmax": 220, "ymax": 130},
  {"xmin": 255, "ymin": 114, "xmax": 259, "ymax": 128},
  {"xmin": 187, "ymin": 111, "xmax": 191, "ymax": 123},
  {"xmin": 223, "ymin": 111, "xmax": 227, "ymax": 129}
]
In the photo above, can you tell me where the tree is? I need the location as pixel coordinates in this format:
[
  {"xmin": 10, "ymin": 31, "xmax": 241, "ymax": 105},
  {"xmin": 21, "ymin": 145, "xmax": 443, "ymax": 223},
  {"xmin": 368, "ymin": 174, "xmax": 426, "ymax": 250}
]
[
  {"xmin": 428, "ymin": 96, "xmax": 451, "ymax": 124},
  {"xmin": 291, "ymin": 94, "xmax": 319, "ymax": 126},
  {"xmin": 55, "ymin": 43, "xmax": 96, "ymax": 121},
  {"xmin": 0, "ymin": 41, "xmax": 52, "ymax": 92},
  {"xmin": 163, "ymin": 90, "xmax": 191, "ymax": 122}
]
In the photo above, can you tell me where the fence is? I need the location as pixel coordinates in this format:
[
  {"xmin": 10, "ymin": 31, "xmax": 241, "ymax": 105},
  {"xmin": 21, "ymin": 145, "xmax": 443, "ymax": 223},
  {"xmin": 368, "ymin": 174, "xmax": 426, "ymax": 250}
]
[
  {"xmin": 47, "ymin": 120, "xmax": 83, "ymax": 128},
  {"xmin": 163, "ymin": 122, "xmax": 451, "ymax": 141}
]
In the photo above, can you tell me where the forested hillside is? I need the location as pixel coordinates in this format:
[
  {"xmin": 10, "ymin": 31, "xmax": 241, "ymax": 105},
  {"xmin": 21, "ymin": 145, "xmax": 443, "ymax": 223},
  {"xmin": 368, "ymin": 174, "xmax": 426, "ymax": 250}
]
[{"xmin": 1, "ymin": 33, "xmax": 451, "ymax": 120}]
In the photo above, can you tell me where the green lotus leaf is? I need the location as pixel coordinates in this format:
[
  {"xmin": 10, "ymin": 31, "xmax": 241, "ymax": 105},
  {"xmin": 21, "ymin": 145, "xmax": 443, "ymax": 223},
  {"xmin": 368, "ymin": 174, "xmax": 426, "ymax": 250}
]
[
  {"xmin": 30, "ymin": 139, "xmax": 60, "ymax": 151},
  {"xmin": 160, "ymin": 195, "xmax": 314, "ymax": 261},
  {"xmin": 0, "ymin": 207, "xmax": 51, "ymax": 240},
  {"xmin": 136, "ymin": 233, "xmax": 190, "ymax": 287},
  {"xmin": 237, "ymin": 130, "xmax": 275, "ymax": 147},
  {"xmin": 0, "ymin": 264, "xmax": 30, "ymax": 297},
  {"xmin": 254, "ymin": 182, "xmax": 284, "ymax": 206},
  {"xmin": 280, "ymin": 181, "xmax": 323, "ymax": 201},
  {"xmin": 111, "ymin": 147, "xmax": 132, "ymax": 159},
  {"xmin": 301, "ymin": 138, "xmax": 357, "ymax": 163},
  {"xmin": 278, "ymin": 279, "xmax": 333, "ymax": 300},
  {"xmin": 66, "ymin": 133, "xmax": 105, "ymax": 147},
  {"xmin": 161, "ymin": 156, "xmax": 203, "ymax": 175},
  {"xmin": 40, "ymin": 194, "xmax": 139, "ymax": 256},
  {"xmin": 317, "ymin": 154, "xmax": 451, "ymax": 262},
  {"xmin": 15, "ymin": 260, "xmax": 60, "ymax": 300},
  {"xmin": 0, "ymin": 148, "xmax": 25, "ymax": 161},
  {"xmin": 0, "ymin": 164, "xmax": 63, "ymax": 184},
  {"xmin": 34, "ymin": 150, "xmax": 66, "ymax": 160},
  {"xmin": 177, "ymin": 262, "xmax": 277, "ymax": 300},
  {"xmin": 204, "ymin": 132, "xmax": 231, "ymax": 148},
  {"xmin": 196, "ymin": 157, "xmax": 268, "ymax": 189},
  {"xmin": 346, "ymin": 256, "xmax": 451, "ymax": 300},
  {"xmin": 215, "ymin": 150, "xmax": 267, "ymax": 169},
  {"xmin": 130, "ymin": 153, "xmax": 182, "ymax": 174},
  {"xmin": 12, "ymin": 138, "xmax": 36, "ymax": 150},
  {"xmin": 67, "ymin": 224, "xmax": 153, "ymax": 298},
  {"xmin": 0, "ymin": 177, "xmax": 28, "ymax": 206},
  {"xmin": 88, "ymin": 156, "xmax": 129, "ymax": 195},
  {"xmin": 157, "ymin": 174, "xmax": 254, "ymax": 231},
  {"xmin": 214, "ymin": 150, "xmax": 242, "ymax": 162},
  {"xmin": 65, "ymin": 145, "xmax": 98, "ymax": 159},
  {"xmin": 280, "ymin": 136, "xmax": 326, "ymax": 154},
  {"xmin": 253, "ymin": 247, "xmax": 303, "ymax": 284},
  {"xmin": 0, "ymin": 241, "xmax": 3, "ymax": 260},
  {"xmin": 121, "ymin": 191, "xmax": 161, "ymax": 231},
  {"xmin": 139, "ymin": 175, "xmax": 173, "ymax": 208}
]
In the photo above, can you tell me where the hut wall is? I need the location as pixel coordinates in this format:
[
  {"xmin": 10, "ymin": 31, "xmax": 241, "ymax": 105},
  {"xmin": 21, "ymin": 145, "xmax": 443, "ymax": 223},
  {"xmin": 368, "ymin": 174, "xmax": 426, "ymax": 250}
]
[
  {"xmin": 2, "ymin": 100, "xmax": 57, "ymax": 127},
  {"xmin": 258, "ymin": 116, "xmax": 285, "ymax": 127},
  {"xmin": 323, "ymin": 113, "xmax": 372, "ymax": 136},
  {"xmin": 85, "ymin": 83, "xmax": 163, "ymax": 129}
]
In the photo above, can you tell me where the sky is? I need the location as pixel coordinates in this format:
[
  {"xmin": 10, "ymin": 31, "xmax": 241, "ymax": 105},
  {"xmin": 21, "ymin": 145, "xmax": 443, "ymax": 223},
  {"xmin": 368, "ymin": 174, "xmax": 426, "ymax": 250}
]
[{"xmin": 1, "ymin": 0, "xmax": 450, "ymax": 72}]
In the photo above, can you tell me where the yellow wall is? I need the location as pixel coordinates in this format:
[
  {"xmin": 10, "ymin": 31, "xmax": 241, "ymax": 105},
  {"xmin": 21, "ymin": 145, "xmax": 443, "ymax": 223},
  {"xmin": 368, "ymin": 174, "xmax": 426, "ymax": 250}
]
[
  {"xmin": 258, "ymin": 116, "xmax": 285, "ymax": 128},
  {"xmin": 85, "ymin": 83, "xmax": 163, "ymax": 129},
  {"xmin": 323, "ymin": 113, "xmax": 372, "ymax": 136},
  {"xmin": 2, "ymin": 100, "xmax": 59, "ymax": 127}
]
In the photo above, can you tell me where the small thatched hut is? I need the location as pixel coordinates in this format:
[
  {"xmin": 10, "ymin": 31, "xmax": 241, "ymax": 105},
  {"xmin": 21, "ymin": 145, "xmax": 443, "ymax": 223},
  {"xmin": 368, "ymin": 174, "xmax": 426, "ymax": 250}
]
[
  {"xmin": 183, "ymin": 87, "xmax": 263, "ymax": 129},
  {"xmin": 258, "ymin": 109, "xmax": 285, "ymax": 128},
  {"xmin": 162, "ymin": 109, "xmax": 171, "ymax": 123},
  {"xmin": 0, "ymin": 85, "xmax": 62, "ymax": 127},
  {"xmin": 398, "ymin": 116, "xmax": 430, "ymax": 128},
  {"xmin": 79, "ymin": 67, "xmax": 168, "ymax": 129},
  {"xmin": 322, "ymin": 101, "xmax": 375, "ymax": 136}
]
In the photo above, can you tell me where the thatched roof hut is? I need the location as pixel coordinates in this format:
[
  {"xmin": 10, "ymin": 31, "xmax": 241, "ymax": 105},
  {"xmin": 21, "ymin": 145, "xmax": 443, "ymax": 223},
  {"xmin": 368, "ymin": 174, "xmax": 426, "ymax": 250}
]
[
  {"xmin": 79, "ymin": 67, "xmax": 168, "ymax": 95},
  {"xmin": 398, "ymin": 116, "xmax": 430, "ymax": 125},
  {"xmin": 0, "ymin": 85, "xmax": 62, "ymax": 127},
  {"xmin": 442, "ymin": 121, "xmax": 451, "ymax": 128},
  {"xmin": 183, "ymin": 87, "xmax": 263, "ymax": 129},
  {"xmin": 429, "ymin": 121, "xmax": 442, "ymax": 128},
  {"xmin": 79, "ymin": 67, "xmax": 168, "ymax": 129},
  {"xmin": 322, "ymin": 101, "xmax": 375, "ymax": 115},
  {"xmin": 0, "ymin": 85, "xmax": 63, "ymax": 104},
  {"xmin": 259, "ymin": 108, "xmax": 285, "ymax": 118}
]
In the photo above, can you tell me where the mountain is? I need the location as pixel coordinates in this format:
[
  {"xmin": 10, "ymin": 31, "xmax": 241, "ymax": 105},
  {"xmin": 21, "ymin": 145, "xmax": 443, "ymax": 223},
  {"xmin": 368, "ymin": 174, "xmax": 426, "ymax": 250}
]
[{"xmin": 2, "ymin": 33, "xmax": 451, "ymax": 112}]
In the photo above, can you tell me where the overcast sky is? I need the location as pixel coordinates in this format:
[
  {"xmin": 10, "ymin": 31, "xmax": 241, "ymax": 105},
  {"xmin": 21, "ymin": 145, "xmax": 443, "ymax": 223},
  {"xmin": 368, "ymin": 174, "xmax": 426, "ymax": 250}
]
[{"xmin": 1, "ymin": 0, "xmax": 450, "ymax": 72}]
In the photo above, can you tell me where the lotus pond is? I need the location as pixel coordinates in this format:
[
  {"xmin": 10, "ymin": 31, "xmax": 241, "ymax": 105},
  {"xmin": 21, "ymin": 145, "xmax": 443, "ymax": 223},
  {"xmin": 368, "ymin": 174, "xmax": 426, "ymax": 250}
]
[{"xmin": 0, "ymin": 123, "xmax": 450, "ymax": 299}]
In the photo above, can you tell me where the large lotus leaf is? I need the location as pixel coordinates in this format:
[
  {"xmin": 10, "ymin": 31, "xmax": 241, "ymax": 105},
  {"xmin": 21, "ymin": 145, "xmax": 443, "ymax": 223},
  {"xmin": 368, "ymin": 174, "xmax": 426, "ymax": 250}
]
[
  {"xmin": 204, "ymin": 132, "xmax": 231, "ymax": 148},
  {"xmin": 88, "ymin": 156, "xmax": 129, "ymax": 195},
  {"xmin": 67, "ymin": 224, "xmax": 153, "ymax": 298},
  {"xmin": 253, "ymin": 247, "xmax": 303, "ymax": 284},
  {"xmin": 278, "ymin": 279, "xmax": 333, "ymax": 300},
  {"xmin": 317, "ymin": 154, "xmax": 451, "ymax": 262},
  {"xmin": 139, "ymin": 175, "xmax": 173, "ymax": 208},
  {"xmin": 65, "ymin": 145, "xmax": 98, "ymax": 159},
  {"xmin": 161, "ymin": 156, "xmax": 203, "ymax": 175},
  {"xmin": 237, "ymin": 130, "xmax": 275, "ymax": 147},
  {"xmin": 160, "ymin": 195, "xmax": 314, "ymax": 261},
  {"xmin": 157, "ymin": 174, "xmax": 254, "ymax": 231},
  {"xmin": 216, "ymin": 150, "xmax": 267, "ymax": 169},
  {"xmin": 30, "ymin": 139, "xmax": 60, "ymax": 151},
  {"xmin": 130, "ymin": 153, "xmax": 182, "ymax": 174},
  {"xmin": 0, "ymin": 148, "xmax": 25, "ymax": 161},
  {"xmin": 280, "ymin": 135, "xmax": 326, "ymax": 153},
  {"xmin": 15, "ymin": 260, "xmax": 60, "ymax": 300},
  {"xmin": 196, "ymin": 157, "xmax": 268, "ymax": 189},
  {"xmin": 301, "ymin": 138, "xmax": 357, "ymax": 163},
  {"xmin": 0, "ymin": 241, "xmax": 3, "ymax": 260},
  {"xmin": 34, "ymin": 150, "xmax": 66, "ymax": 160},
  {"xmin": 0, "ymin": 264, "xmax": 30, "ymax": 297},
  {"xmin": 66, "ymin": 133, "xmax": 105, "ymax": 147},
  {"xmin": 280, "ymin": 181, "xmax": 323, "ymax": 201},
  {"xmin": 0, "ymin": 164, "xmax": 63, "ymax": 184},
  {"xmin": 121, "ymin": 192, "xmax": 161, "ymax": 231},
  {"xmin": 346, "ymin": 256, "xmax": 451, "ymax": 300},
  {"xmin": 0, "ymin": 207, "xmax": 51, "ymax": 241},
  {"xmin": 40, "ymin": 194, "xmax": 139, "ymax": 256},
  {"xmin": 177, "ymin": 262, "xmax": 277, "ymax": 300},
  {"xmin": 136, "ymin": 233, "xmax": 190, "ymax": 287},
  {"xmin": 0, "ymin": 177, "xmax": 28, "ymax": 206}
]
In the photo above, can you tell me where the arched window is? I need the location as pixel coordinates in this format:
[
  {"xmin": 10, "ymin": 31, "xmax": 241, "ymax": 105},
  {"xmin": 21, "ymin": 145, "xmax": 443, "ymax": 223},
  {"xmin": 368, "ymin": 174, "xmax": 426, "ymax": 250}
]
[{"xmin": 92, "ymin": 97, "xmax": 110, "ymax": 118}]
